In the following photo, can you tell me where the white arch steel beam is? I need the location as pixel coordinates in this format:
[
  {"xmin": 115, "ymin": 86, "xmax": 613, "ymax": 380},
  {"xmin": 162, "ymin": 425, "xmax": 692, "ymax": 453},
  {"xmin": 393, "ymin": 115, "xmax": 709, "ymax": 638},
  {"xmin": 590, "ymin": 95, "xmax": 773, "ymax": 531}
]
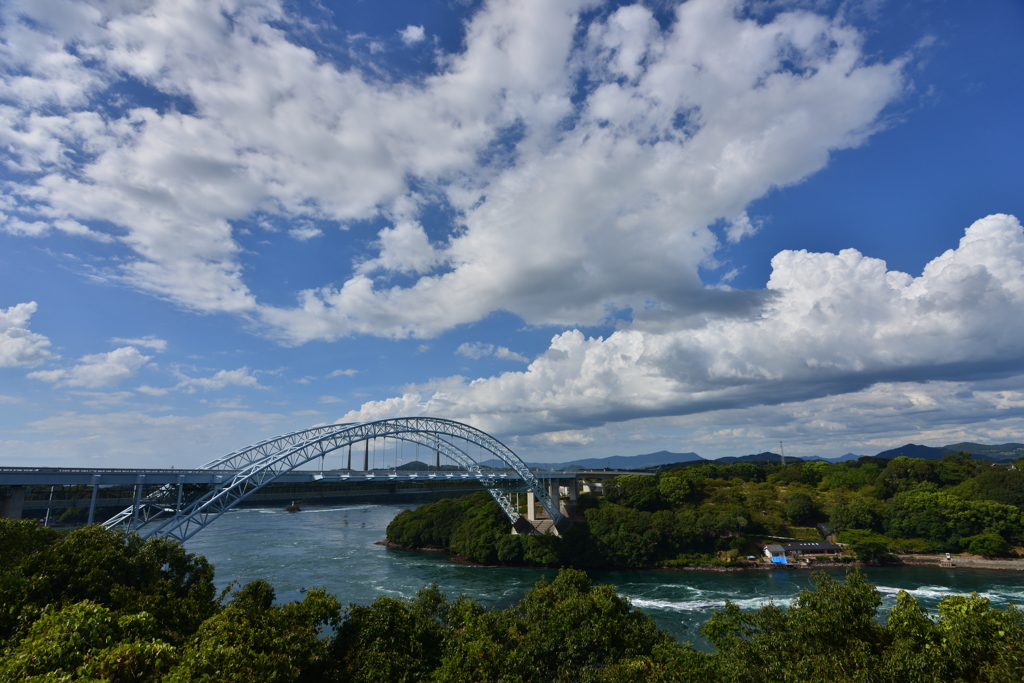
[{"xmin": 104, "ymin": 418, "xmax": 563, "ymax": 540}]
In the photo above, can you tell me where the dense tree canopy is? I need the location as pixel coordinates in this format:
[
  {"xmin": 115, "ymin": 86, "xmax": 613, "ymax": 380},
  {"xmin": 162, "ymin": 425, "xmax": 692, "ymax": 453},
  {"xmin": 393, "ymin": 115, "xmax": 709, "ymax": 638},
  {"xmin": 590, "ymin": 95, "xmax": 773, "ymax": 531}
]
[
  {"xmin": 2, "ymin": 520, "xmax": 1021, "ymax": 682},
  {"xmin": 702, "ymin": 570, "xmax": 1024, "ymax": 683},
  {"xmin": 388, "ymin": 456, "xmax": 1024, "ymax": 568},
  {"xmin": 0, "ymin": 519, "xmax": 218, "ymax": 645}
]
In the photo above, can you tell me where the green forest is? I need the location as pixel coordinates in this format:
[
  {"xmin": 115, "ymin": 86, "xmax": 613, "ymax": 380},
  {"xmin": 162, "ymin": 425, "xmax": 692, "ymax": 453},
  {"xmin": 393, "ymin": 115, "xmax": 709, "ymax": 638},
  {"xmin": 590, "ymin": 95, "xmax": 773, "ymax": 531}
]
[
  {"xmin": 386, "ymin": 454, "xmax": 1024, "ymax": 567},
  {"xmin": 2, "ymin": 518, "xmax": 1022, "ymax": 682}
]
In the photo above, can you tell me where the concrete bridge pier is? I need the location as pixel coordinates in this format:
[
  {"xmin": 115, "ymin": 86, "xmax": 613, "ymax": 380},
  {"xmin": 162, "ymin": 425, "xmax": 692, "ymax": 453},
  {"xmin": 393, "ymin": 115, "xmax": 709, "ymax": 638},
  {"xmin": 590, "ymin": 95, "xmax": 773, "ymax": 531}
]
[
  {"xmin": 560, "ymin": 477, "xmax": 578, "ymax": 519},
  {"xmin": 1, "ymin": 486, "xmax": 26, "ymax": 519},
  {"xmin": 512, "ymin": 476, "xmax": 581, "ymax": 536}
]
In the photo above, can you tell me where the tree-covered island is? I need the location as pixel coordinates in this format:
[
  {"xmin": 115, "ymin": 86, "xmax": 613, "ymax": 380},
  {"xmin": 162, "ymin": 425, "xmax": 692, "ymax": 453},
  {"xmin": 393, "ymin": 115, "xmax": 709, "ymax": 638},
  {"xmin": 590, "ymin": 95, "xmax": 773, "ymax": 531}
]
[
  {"xmin": 2, "ymin": 517, "xmax": 1022, "ymax": 682},
  {"xmin": 385, "ymin": 453, "xmax": 1024, "ymax": 568}
]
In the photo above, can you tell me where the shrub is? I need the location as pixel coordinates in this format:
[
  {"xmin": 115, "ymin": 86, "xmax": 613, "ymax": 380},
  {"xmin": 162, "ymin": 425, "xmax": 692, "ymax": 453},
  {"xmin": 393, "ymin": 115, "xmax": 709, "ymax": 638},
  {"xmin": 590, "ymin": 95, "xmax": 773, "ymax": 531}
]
[
  {"xmin": 964, "ymin": 532, "xmax": 1010, "ymax": 558},
  {"xmin": 604, "ymin": 475, "xmax": 664, "ymax": 511},
  {"xmin": 784, "ymin": 493, "xmax": 820, "ymax": 526}
]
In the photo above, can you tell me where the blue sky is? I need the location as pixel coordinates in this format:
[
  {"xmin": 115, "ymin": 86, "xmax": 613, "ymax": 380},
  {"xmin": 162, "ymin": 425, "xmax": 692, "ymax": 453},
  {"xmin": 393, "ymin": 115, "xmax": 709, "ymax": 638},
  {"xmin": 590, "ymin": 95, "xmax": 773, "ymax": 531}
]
[{"xmin": 2, "ymin": 0, "xmax": 1023, "ymax": 467}]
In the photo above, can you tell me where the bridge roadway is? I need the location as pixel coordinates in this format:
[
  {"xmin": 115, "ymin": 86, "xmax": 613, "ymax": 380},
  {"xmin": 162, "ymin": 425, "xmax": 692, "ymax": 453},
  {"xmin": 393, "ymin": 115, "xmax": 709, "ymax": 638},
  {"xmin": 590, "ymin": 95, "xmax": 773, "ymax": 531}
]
[
  {"xmin": 2, "ymin": 419, "xmax": 661, "ymax": 538},
  {"xmin": 0, "ymin": 467, "xmax": 641, "ymax": 487},
  {"xmin": 0, "ymin": 467, "xmax": 648, "ymax": 527}
]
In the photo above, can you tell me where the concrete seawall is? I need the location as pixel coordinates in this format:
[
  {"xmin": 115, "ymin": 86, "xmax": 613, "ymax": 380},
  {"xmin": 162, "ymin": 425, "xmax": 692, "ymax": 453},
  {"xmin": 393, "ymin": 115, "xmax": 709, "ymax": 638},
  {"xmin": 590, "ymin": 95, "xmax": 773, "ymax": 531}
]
[{"xmin": 895, "ymin": 554, "xmax": 1024, "ymax": 571}]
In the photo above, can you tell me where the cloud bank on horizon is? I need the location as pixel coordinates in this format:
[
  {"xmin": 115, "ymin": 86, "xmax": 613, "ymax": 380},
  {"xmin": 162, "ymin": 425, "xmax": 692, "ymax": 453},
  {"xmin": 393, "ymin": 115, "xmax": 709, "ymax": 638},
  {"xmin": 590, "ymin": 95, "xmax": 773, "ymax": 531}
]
[
  {"xmin": 2, "ymin": 0, "xmax": 1023, "ymax": 465},
  {"xmin": 344, "ymin": 214, "xmax": 1024, "ymax": 439}
]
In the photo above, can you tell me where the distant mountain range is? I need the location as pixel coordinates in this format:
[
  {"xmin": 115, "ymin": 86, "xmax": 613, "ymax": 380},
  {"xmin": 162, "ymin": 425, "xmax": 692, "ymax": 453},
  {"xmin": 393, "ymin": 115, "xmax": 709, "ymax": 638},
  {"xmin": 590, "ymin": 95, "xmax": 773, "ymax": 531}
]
[
  {"xmin": 521, "ymin": 442, "xmax": 1024, "ymax": 471},
  {"xmin": 872, "ymin": 442, "xmax": 1024, "ymax": 461},
  {"xmin": 943, "ymin": 442, "xmax": 1024, "ymax": 460},
  {"xmin": 873, "ymin": 444, "xmax": 949, "ymax": 460},
  {"xmin": 520, "ymin": 449, "xmax": 781, "ymax": 471},
  {"xmin": 521, "ymin": 450, "xmax": 702, "ymax": 471}
]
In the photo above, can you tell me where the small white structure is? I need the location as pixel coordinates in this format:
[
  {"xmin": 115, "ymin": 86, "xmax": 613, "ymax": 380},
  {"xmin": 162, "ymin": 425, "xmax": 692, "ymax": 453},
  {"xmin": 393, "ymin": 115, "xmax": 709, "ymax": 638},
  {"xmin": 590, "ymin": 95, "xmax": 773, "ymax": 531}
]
[{"xmin": 764, "ymin": 544, "xmax": 787, "ymax": 564}]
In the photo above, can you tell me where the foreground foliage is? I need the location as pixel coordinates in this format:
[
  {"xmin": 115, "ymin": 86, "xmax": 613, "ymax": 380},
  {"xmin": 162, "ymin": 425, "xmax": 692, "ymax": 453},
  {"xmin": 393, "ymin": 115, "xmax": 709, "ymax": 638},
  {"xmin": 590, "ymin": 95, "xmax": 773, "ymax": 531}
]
[
  {"xmin": 387, "ymin": 455, "xmax": 1024, "ymax": 568},
  {"xmin": 1, "ymin": 520, "xmax": 1022, "ymax": 682}
]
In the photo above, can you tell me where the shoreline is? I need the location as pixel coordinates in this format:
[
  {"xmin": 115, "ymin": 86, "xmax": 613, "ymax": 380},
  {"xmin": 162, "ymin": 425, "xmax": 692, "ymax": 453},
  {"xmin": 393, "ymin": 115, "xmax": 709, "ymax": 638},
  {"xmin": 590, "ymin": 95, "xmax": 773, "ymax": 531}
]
[
  {"xmin": 377, "ymin": 540, "xmax": 1024, "ymax": 572},
  {"xmin": 894, "ymin": 553, "xmax": 1024, "ymax": 571}
]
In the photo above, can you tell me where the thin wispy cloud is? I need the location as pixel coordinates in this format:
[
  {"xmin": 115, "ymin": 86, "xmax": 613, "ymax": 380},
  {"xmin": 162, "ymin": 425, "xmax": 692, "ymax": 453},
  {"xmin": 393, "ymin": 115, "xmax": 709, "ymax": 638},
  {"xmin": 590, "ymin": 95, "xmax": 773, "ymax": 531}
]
[
  {"xmin": 112, "ymin": 336, "xmax": 168, "ymax": 351},
  {"xmin": 456, "ymin": 342, "xmax": 529, "ymax": 363},
  {"xmin": 174, "ymin": 368, "xmax": 264, "ymax": 393}
]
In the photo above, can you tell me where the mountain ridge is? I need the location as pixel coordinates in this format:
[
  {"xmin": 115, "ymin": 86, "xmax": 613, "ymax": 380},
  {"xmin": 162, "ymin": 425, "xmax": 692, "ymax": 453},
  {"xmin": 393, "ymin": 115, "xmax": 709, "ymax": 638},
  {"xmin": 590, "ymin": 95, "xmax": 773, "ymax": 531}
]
[{"xmin": 521, "ymin": 442, "xmax": 1021, "ymax": 471}]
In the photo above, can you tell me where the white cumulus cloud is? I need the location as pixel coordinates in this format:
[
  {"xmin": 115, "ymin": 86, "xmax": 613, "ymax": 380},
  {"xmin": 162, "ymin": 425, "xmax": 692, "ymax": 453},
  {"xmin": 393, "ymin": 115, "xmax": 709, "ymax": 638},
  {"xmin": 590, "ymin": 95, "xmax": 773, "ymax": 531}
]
[
  {"xmin": 1, "ymin": 0, "xmax": 907, "ymax": 342},
  {"xmin": 0, "ymin": 301, "xmax": 54, "ymax": 367},
  {"xmin": 343, "ymin": 214, "xmax": 1024, "ymax": 437},
  {"xmin": 399, "ymin": 25, "xmax": 425, "ymax": 45},
  {"xmin": 289, "ymin": 226, "xmax": 323, "ymax": 241},
  {"xmin": 456, "ymin": 342, "xmax": 494, "ymax": 360}
]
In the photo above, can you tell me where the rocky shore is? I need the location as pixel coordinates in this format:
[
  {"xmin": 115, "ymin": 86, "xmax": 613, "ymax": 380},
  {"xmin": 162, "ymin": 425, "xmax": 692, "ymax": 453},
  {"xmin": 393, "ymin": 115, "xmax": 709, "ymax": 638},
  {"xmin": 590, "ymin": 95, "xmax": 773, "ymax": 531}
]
[
  {"xmin": 895, "ymin": 554, "xmax": 1024, "ymax": 571},
  {"xmin": 375, "ymin": 539, "xmax": 448, "ymax": 552},
  {"xmin": 380, "ymin": 540, "xmax": 1024, "ymax": 572},
  {"xmin": 661, "ymin": 556, "xmax": 1024, "ymax": 572}
]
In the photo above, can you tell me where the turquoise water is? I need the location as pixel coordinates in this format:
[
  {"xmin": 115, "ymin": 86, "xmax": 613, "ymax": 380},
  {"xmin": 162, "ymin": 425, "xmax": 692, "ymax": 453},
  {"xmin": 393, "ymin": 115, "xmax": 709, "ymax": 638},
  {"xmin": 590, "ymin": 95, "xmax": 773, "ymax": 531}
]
[{"xmin": 184, "ymin": 504, "xmax": 1024, "ymax": 650}]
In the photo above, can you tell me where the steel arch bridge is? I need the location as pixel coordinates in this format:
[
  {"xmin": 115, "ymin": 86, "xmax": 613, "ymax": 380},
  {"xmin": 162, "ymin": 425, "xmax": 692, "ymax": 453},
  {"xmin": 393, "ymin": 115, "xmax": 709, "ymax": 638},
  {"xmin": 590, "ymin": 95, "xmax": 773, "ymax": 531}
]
[{"xmin": 102, "ymin": 418, "xmax": 565, "ymax": 541}]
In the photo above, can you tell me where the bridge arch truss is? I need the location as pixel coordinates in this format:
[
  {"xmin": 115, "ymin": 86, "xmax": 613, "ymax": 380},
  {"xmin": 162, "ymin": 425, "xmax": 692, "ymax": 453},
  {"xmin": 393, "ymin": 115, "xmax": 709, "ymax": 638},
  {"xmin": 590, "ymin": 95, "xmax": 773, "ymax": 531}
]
[{"xmin": 103, "ymin": 418, "xmax": 564, "ymax": 541}]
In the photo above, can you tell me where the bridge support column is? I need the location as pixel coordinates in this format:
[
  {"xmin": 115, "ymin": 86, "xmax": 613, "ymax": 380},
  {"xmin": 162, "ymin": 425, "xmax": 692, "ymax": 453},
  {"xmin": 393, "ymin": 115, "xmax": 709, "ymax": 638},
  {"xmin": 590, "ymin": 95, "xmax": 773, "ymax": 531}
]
[
  {"xmin": 1, "ymin": 486, "xmax": 26, "ymax": 519},
  {"xmin": 548, "ymin": 479, "xmax": 559, "ymax": 508},
  {"xmin": 175, "ymin": 475, "xmax": 185, "ymax": 513},
  {"xmin": 526, "ymin": 491, "xmax": 536, "ymax": 521},
  {"xmin": 363, "ymin": 441, "xmax": 369, "ymax": 471},
  {"xmin": 87, "ymin": 475, "xmax": 100, "ymax": 524},
  {"xmin": 569, "ymin": 477, "xmax": 578, "ymax": 501},
  {"xmin": 130, "ymin": 475, "xmax": 145, "ymax": 533}
]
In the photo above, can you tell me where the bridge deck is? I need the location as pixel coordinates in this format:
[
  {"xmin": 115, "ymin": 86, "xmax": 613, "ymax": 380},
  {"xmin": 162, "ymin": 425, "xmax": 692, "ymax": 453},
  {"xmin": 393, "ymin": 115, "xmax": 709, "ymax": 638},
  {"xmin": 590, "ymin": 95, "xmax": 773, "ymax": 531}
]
[{"xmin": 0, "ymin": 467, "xmax": 647, "ymax": 487}]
